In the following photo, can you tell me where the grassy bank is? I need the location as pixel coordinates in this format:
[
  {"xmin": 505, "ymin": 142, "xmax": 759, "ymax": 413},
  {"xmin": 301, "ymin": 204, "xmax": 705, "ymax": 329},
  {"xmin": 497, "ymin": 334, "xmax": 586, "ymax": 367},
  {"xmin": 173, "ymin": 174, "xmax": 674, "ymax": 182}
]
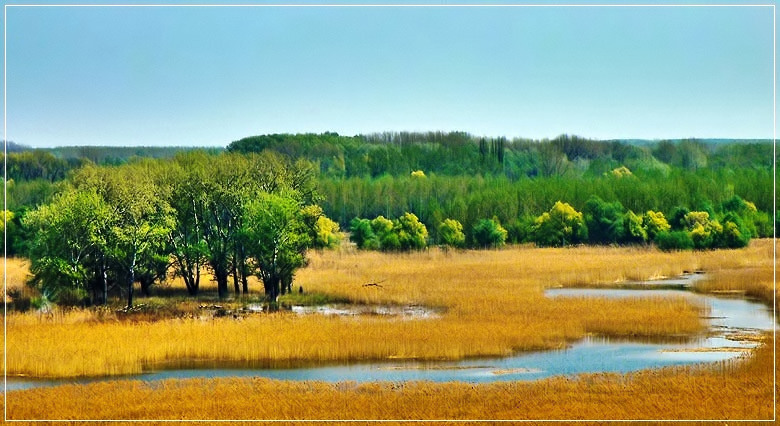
[
  {"xmin": 3, "ymin": 240, "xmax": 774, "ymax": 378},
  {"xmin": 6, "ymin": 336, "xmax": 775, "ymax": 421}
]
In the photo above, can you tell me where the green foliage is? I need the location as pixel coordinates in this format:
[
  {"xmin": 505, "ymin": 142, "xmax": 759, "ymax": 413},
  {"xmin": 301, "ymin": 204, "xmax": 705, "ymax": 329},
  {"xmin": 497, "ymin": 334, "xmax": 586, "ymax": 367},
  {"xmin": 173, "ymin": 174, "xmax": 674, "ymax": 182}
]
[
  {"xmin": 642, "ymin": 210, "xmax": 671, "ymax": 240},
  {"xmin": 472, "ymin": 218, "xmax": 508, "ymax": 248},
  {"xmin": 623, "ymin": 210, "xmax": 647, "ymax": 243},
  {"xmin": 437, "ymin": 218, "xmax": 466, "ymax": 248},
  {"xmin": 1, "ymin": 210, "xmax": 13, "ymax": 235},
  {"xmin": 350, "ymin": 213, "xmax": 427, "ymax": 251},
  {"xmin": 24, "ymin": 189, "xmax": 114, "ymax": 303},
  {"xmin": 395, "ymin": 212, "xmax": 428, "ymax": 250},
  {"xmin": 683, "ymin": 211, "xmax": 722, "ymax": 249},
  {"xmin": 313, "ymin": 216, "xmax": 341, "ymax": 249},
  {"xmin": 532, "ymin": 201, "xmax": 587, "ymax": 247},
  {"xmin": 349, "ymin": 218, "xmax": 378, "ymax": 250},
  {"xmin": 718, "ymin": 212, "xmax": 751, "ymax": 248},
  {"xmin": 583, "ymin": 196, "xmax": 625, "ymax": 244},
  {"xmin": 243, "ymin": 193, "xmax": 311, "ymax": 301},
  {"xmin": 505, "ymin": 216, "xmax": 536, "ymax": 244},
  {"xmin": 654, "ymin": 231, "xmax": 695, "ymax": 251}
]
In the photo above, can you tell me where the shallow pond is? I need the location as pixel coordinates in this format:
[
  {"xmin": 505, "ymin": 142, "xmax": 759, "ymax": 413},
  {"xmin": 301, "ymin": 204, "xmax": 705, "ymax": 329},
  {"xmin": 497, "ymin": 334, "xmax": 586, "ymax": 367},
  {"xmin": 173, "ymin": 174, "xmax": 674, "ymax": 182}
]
[{"xmin": 5, "ymin": 275, "xmax": 774, "ymax": 390}]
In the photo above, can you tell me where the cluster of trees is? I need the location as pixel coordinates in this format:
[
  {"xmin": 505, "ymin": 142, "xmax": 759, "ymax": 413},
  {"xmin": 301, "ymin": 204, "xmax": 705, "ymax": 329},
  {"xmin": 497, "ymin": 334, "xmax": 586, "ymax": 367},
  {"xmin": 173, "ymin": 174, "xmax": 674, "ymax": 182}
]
[
  {"xmin": 5, "ymin": 133, "xmax": 772, "ymax": 306},
  {"xmin": 22, "ymin": 151, "xmax": 339, "ymax": 308},
  {"xmin": 349, "ymin": 213, "xmax": 428, "ymax": 251},
  {"xmin": 520, "ymin": 195, "xmax": 763, "ymax": 249},
  {"xmin": 346, "ymin": 194, "xmax": 763, "ymax": 251},
  {"xmin": 227, "ymin": 132, "xmax": 772, "ymax": 179},
  {"xmin": 318, "ymin": 168, "xmax": 772, "ymax": 247},
  {"xmin": 349, "ymin": 214, "xmax": 509, "ymax": 250}
]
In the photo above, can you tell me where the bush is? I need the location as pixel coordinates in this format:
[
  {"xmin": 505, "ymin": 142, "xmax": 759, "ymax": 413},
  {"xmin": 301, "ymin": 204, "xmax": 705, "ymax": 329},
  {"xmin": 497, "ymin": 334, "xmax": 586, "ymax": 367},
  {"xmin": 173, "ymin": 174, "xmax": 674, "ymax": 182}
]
[
  {"xmin": 718, "ymin": 212, "xmax": 751, "ymax": 248},
  {"xmin": 623, "ymin": 210, "xmax": 647, "ymax": 243},
  {"xmin": 654, "ymin": 231, "xmax": 694, "ymax": 251},
  {"xmin": 396, "ymin": 212, "xmax": 428, "ymax": 250},
  {"xmin": 349, "ymin": 218, "xmax": 378, "ymax": 249},
  {"xmin": 438, "ymin": 219, "xmax": 465, "ymax": 248},
  {"xmin": 532, "ymin": 201, "xmax": 588, "ymax": 247},
  {"xmin": 313, "ymin": 216, "xmax": 341, "ymax": 249},
  {"xmin": 583, "ymin": 196, "xmax": 625, "ymax": 244},
  {"xmin": 473, "ymin": 218, "xmax": 508, "ymax": 248},
  {"xmin": 642, "ymin": 210, "xmax": 671, "ymax": 240}
]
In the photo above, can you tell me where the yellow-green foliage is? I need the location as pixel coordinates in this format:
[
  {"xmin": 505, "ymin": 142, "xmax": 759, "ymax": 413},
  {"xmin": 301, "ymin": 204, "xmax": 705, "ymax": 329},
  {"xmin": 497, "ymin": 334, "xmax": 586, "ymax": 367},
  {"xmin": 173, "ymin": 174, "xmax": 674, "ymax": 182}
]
[
  {"xmin": 610, "ymin": 165, "xmax": 633, "ymax": 177},
  {"xmin": 314, "ymin": 216, "xmax": 341, "ymax": 248},
  {"xmin": 1, "ymin": 209, "xmax": 13, "ymax": 233},
  {"xmin": 410, "ymin": 170, "xmax": 426, "ymax": 178},
  {"xmin": 6, "ymin": 338, "xmax": 775, "ymax": 421},
  {"xmin": 643, "ymin": 210, "xmax": 670, "ymax": 239},
  {"xmin": 533, "ymin": 201, "xmax": 587, "ymax": 246},
  {"xmin": 4, "ymin": 241, "xmax": 773, "ymax": 379}
]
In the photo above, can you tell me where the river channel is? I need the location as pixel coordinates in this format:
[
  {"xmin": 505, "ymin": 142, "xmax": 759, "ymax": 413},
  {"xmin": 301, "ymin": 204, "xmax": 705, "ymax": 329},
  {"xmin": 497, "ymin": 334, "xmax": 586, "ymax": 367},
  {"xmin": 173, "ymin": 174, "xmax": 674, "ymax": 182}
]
[{"xmin": 6, "ymin": 274, "xmax": 774, "ymax": 391}]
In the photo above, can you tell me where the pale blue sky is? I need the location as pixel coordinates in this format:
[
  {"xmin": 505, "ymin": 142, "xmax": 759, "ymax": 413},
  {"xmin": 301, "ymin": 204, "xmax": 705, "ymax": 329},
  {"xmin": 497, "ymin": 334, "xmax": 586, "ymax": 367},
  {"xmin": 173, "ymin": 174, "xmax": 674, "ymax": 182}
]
[{"xmin": 3, "ymin": 2, "xmax": 775, "ymax": 147}]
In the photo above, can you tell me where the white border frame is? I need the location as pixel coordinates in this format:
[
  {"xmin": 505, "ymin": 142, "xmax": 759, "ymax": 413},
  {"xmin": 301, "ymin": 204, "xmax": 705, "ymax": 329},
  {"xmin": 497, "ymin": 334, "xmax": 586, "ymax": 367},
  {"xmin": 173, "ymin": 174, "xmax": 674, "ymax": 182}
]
[{"xmin": 2, "ymin": 2, "xmax": 776, "ymax": 423}]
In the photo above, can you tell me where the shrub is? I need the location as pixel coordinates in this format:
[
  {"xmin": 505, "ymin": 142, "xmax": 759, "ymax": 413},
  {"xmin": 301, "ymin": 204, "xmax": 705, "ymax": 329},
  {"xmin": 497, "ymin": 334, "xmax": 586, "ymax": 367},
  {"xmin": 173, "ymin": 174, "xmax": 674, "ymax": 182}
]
[
  {"xmin": 654, "ymin": 231, "xmax": 694, "ymax": 251},
  {"xmin": 438, "ymin": 219, "xmax": 465, "ymax": 248},
  {"xmin": 532, "ymin": 201, "xmax": 588, "ymax": 247},
  {"xmin": 473, "ymin": 218, "xmax": 508, "ymax": 248},
  {"xmin": 642, "ymin": 210, "xmax": 671, "ymax": 240}
]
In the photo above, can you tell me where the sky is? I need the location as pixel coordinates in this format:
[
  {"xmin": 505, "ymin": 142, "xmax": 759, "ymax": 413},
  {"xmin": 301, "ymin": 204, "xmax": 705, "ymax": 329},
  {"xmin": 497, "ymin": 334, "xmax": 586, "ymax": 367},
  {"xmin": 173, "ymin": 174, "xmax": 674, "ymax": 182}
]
[{"xmin": 2, "ymin": 2, "xmax": 775, "ymax": 147}]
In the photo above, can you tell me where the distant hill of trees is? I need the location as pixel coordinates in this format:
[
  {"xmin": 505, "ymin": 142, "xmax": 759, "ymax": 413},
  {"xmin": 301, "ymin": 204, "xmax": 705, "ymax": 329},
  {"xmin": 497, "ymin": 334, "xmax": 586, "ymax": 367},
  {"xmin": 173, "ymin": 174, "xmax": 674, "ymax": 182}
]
[{"xmin": 226, "ymin": 132, "xmax": 772, "ymax": 179}]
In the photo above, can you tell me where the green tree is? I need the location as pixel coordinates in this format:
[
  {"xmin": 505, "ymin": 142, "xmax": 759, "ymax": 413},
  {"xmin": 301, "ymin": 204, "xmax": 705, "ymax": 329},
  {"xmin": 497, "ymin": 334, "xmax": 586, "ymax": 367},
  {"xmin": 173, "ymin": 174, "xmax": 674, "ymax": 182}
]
[
  {"xmin": 532, "ymin": 201, "xmax": 588, "ymax": 247},
  {"xmin": 349, "ymin": 218, "xmax": 379, "ymax": 250},
  {"xmin": 243, "ymin": 193, "xmax": 311, "ymax": 302},
  {"xmin": 472, "ymin": 218, "xmax": 508, "ymax": 248},
  {"xmin": 311, "ymin": 211, "xmax": 341, "ymax": 249},
  {"xmin": 166, "ymin": 153, "xmax": 210, "ymax": 296},
  {"xmin": 642, "ymin": 210, "xmax": 671, "ymax": 240},
  {"xmin": 654, "ymin": 231, "xmax": 695, "ymax": 251},
  {"xmin": 718, "ymin": 212, "xmax": 751, "ymax": 248},
  {"xmin": 96, "ymin": 164, "xmax": 175, "ymax": 309},
  {"xmin": 25, "ymin": 189, "xmax": 114, "ymax": 305},
  {"xmin": 623, "ymin": 210, "xmax": 647, "ymax": 243},
  {"xmin": 437, "ymin": 218, "xmax": 465, "ymax": 247},
  {"xmin": 583, "ymin": 196, "xmax": 625, "ymax": 244},
  {"xmin": 683, "ymin": 211, "xmax": 722, "ymax": 249},
  {"xmin": 395, "ymin": 212, "xmax": 428, "ymax": 250}
]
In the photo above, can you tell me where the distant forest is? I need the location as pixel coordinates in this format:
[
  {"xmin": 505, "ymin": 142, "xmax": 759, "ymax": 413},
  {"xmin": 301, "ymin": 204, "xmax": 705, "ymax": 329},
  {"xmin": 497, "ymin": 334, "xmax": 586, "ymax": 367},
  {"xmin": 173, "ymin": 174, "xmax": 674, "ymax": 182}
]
[{"xmin": 2, "ymin": 132, "xmax": 774, "ymax": 253}]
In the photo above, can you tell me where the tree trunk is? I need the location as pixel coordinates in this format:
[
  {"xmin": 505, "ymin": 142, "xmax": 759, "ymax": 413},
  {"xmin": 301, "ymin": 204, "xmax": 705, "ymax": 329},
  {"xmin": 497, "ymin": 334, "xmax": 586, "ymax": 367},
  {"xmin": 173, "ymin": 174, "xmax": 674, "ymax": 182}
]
[
  {"xmin": 263, "ymin": 274, "xmax": 280, "ymax": 302},
  {"xmin": 215, "ymin": 267, "xmax": 229, "ymax": 299},
  {"xmin": 140, "ymin": 277, "xmax": 153, "ymax": 297},
  {"xmin": 101, "ymin": 257, "xmax": 107, "ymax": 305},
  {"xmin": 232, "ymin": 257, "xmax": 240, "ymax": 295},
  {"xmin": 241, "ymin": 273, "xmax": 249, "ymax": 295},
  {"xmin": 127, "ymin": 255, "xmax": 136, "ymax": 309}
]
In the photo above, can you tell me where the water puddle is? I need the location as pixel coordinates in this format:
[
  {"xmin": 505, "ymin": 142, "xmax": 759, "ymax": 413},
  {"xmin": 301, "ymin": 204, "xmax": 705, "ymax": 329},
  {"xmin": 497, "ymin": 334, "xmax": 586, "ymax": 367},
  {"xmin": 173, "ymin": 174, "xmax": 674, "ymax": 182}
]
[
  {"xmin": 289, "ymin": 304, "xmax": 440, "ymax": 319},
  {"xmin": 5, "ymin": 274, "xmax": 775, "ymax": 390}
]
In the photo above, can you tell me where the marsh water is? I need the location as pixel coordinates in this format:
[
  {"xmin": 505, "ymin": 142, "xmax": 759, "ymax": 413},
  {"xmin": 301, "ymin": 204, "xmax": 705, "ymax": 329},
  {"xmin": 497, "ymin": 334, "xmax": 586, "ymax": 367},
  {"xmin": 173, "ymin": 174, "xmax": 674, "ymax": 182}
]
[{"xmin": 6, "ymin": 275, "xmax": 774, "ymax": 391}]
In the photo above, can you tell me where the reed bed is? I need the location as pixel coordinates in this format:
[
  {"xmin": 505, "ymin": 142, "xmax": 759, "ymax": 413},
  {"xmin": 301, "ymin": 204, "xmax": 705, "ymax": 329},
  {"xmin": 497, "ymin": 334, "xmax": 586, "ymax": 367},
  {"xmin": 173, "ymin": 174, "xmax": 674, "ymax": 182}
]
[
  {"xmin": 6, "ymin": 337, "xmax": 775, "ymax": 421},
  {"xmin": 3, "ymin": 240, "xmax": 773, "ymax": 378}
]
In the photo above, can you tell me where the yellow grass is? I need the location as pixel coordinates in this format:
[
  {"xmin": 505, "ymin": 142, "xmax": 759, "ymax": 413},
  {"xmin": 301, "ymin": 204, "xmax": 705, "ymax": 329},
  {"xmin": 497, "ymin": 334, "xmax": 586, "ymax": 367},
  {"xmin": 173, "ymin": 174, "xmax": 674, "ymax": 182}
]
[
  {"xmin": 3, "ymin": 257, "xmax": 34, "ymax": 302},
  {"xmin": 3, "ymin": 240, "xmax": 774, "ymax": 378},
  {"xmin": 5, "ymin": 337, "xmax": 775, "ymax": 422}
]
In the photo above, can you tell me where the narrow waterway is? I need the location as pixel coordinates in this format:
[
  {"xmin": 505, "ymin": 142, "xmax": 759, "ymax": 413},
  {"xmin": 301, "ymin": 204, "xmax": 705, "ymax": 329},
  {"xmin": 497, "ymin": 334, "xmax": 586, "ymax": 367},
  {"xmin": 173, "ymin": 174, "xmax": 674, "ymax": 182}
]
[{"xmin": 6, "ymin": 275, "xmax": 774, "ymax": 391}]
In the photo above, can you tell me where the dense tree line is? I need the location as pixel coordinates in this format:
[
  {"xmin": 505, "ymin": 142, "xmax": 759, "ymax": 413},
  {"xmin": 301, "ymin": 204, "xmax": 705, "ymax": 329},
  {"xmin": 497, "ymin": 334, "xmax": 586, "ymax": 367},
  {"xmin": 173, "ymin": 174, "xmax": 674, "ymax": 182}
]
[
  {"xmin": 319, "ymin": 168, "xmax": 771, "ymax": 247},
  {"xmin": 227, "ymin": 132, "xmax": 772, "ymax": 179},
  {"xmin": 22, "ymin": 152, "xmax": 339, "ymax": 307},
  {"xmin": 5, "ymin": 133, "xmax": 773, "ymax": 303},
  {"xmin": 348, "ymin": 194, "xmax": 761, "ymax": 252}
]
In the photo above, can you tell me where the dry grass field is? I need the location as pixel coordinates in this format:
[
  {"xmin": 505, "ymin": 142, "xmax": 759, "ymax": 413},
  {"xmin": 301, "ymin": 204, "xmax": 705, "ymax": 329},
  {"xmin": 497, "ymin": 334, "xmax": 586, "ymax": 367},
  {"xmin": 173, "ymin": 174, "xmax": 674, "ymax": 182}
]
[
  {"xmin": 2, "ymin": 240, "xmax": 776, "ymax": 421},
  {"xmin": 5, "ymin": 242, "xmax": 758, "ymax": 378},
  {"xmin": 5, "ymin": 335, "xmax": 775, "ymax": 421}
]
